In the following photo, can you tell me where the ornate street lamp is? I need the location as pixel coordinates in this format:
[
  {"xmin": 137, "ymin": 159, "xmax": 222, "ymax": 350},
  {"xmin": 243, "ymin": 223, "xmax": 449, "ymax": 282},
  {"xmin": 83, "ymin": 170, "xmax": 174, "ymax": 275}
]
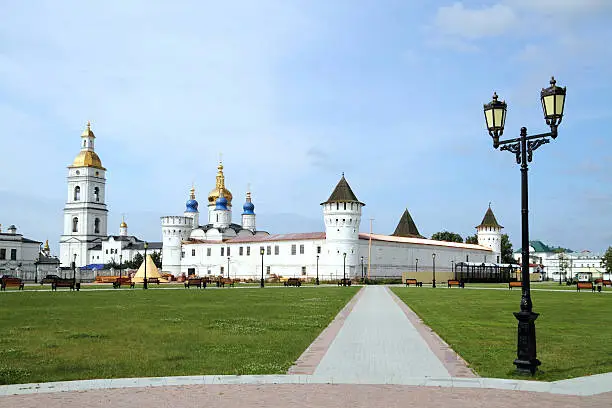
[
  {"xmin": 143, "ymin": 242, "xmax": 148, "ymax": 290},
  {"xmin": 227, "ymin": 256, "xmax": 230, "ymax": 279},
  {"xmin": 483, "ymin": 77, "xmax": 566, "ymax": 375},
  {"xmin": 415, "ymin": 258, "xmax": 418, "ymax": 273},
  {"xmin": 260, "ymin": 248, "xmax": 265, "ymax": 288},
  {"xmin": 119, "ymin": 254, "xmax": 123, "ymax": 287},
  {"xmin": 343, "ymin": 252, "xmax": 347, "ymax": 286},
  {"xmin": 432, "ymin": 253, "xmax": 436, "ymax": 288},
  {"xmin": 316, "ymin": 255, "xmax": 320, "ymax": 286}
]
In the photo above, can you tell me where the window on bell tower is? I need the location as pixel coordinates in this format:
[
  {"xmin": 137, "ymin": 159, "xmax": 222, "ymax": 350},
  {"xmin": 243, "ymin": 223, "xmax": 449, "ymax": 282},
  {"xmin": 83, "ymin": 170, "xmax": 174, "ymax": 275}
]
[
  {"xmin": 94, "ymin": 187, "xmax": 100, "ymax": 202},
  {"xmin": 72, "ymin": 217, "xmax": 79, "ymax": 232},
  {"xmin": 74, "ymin": 186, "xmax": 80, "ymax": 201},
  {"xmin": 94, "ymin": 218, "xmax": 100, "ymax": 234}
]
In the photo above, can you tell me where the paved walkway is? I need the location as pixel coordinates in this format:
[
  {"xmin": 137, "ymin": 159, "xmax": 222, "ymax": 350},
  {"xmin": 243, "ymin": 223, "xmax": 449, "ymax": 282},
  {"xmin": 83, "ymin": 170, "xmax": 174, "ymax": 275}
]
[
  {"xmin": 312, "ymin": 286, "xmax": 450, "ymax": 382},
  {"xmin": 1, "ymin": 285, "xmax": 612, "ymax": 407}
]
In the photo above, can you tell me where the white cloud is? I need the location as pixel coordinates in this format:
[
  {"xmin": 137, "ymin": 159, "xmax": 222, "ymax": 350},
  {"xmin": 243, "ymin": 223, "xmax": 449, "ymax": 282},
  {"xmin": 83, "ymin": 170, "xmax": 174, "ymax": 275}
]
[{"xmin": 434, "ymin": 2, "xmax": 517, "ymax": 39}]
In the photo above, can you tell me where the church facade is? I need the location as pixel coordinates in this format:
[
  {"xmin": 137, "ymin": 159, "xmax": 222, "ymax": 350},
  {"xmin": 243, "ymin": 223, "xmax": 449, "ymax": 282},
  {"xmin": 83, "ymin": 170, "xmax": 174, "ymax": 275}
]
[{"xmin": 162, "ymin": 164, "xmax": 503, "ymax": 281}]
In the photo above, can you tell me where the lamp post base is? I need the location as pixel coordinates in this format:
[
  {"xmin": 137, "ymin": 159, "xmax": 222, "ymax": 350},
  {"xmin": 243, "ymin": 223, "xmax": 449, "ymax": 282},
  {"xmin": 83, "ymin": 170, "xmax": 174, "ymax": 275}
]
[
  {"xmin": 260, "ymin": 278, "xmax": 264, "ymax": 288},
  {"xmin": 513, "ymin": 310, "xmax": 541, "ymax": 375},
  {"xmin": 315, "ymin": 278, "xmax": 319, "ymax": 286}
]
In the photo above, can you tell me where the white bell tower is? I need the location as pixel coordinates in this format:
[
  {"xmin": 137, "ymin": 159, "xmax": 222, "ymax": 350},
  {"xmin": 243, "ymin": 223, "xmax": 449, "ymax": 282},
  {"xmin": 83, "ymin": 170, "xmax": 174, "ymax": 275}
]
[{"xmin": 59, "ymin": 122, "xmax": 108, "ymax": 267}]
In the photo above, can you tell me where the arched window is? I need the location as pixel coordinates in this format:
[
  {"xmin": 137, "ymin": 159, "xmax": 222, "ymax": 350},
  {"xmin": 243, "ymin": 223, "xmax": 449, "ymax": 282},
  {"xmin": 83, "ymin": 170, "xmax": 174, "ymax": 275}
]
[
  {"xmin": 72, "ymin": 217, "xmax": 79, "ymax": 232},
  {"xmin": 94, "ymin": 218, "xmax": 100, "ymax": 233},
  {"xmin": 83, "ymin": 140, "xmax": 86, "ymax": 147},
  {"xmin": 74, "ymin": 186, "xmax": 81, "ymax": 201},
  {"xmin": 94, "ymin": 187, "xmax": 100, "ymax": 202}
]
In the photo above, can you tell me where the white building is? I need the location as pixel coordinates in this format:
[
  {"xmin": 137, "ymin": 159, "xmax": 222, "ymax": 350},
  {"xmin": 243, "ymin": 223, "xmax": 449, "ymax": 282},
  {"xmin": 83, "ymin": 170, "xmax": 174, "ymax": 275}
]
[
  {"xmin": 59, "ymin": 123, "xmax": 161, "ymax": 268},
  {"xmin": 162, "ymin": 165, "xmax": 504, "ymax": 281},
  {"xmin": 0, "ymin": 224, "xmax": 60, "ymax": 280},
  {"xmin": 514, "ymin": 242, "xmax": 607, "ymax": 282}
]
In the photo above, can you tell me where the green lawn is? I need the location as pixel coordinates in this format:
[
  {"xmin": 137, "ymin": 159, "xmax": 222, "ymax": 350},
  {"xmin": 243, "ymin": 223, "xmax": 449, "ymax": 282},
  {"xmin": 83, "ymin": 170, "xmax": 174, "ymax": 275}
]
[
  {"xmin": 0, "ymin": 286, "xmax": 358, "ymax": 384},
  {"xmin": 391, "ymin": 287, "xmax": 612, "ymax": 381}
]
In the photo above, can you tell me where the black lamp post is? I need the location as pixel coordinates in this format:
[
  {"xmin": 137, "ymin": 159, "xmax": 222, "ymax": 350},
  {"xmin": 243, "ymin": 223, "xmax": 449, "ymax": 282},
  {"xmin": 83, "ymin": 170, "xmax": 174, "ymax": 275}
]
[
  {"xmin": 451, "ymin": 260, "xmax": 455, "ymax": 280},
  {"xmin": 558, "ymin": 253, "xmax": 563, "ymax": 286},
  {"xmin": 361, "ymin": 256, "xmax": 364, "ymax": 282},
  {"xmin": 119, "ymin": 254, "xmax": 123, "ymax": 283},
  {"xmin": 143, "ymin": 242, "xmax": 148, "ymax": 290},
  {"xmin": 432, "ymin": 253, "xmax": 436, "ymax": 288},
  {"xmin": 72, "ymin": 253, "xmax": 77, "ymax": 285},
  {"xmin": 316, "ymin": 255, "xmax": 320, "ymax": 285},
  {"xmin": 484, "ymin": 76, "xmax": 566, "ymax": 375},
  {"xmin": 260, "ymin": 248, "xmax": 265, "ymax": 288},
  {"xmin": 415, "ymin": 258, "xmax": 418, "ymax": 273},
  {"xmin": 343, "ymin": 252, "xmax": 347, "ymax": 286},
  {"xmin": 227, "ymin": 256, "xmax": 230, "ymax": 279}
]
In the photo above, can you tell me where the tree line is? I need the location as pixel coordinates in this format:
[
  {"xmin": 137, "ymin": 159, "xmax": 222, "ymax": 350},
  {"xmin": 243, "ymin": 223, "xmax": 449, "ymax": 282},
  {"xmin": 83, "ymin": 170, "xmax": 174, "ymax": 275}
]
[
  {"xmin": 103, "ymin": 251, "xmax": 162, "ymax": 270},
  {"xmin": 430, "ymin": 230, "xmax": 515, "ymax": 264}
]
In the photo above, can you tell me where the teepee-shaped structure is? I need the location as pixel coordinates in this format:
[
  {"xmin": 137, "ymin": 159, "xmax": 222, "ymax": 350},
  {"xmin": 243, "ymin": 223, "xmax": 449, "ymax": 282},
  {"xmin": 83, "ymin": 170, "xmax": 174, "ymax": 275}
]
[{"xmin": 132, "ymin": 255, "xmax": 167, "ymax": 283}]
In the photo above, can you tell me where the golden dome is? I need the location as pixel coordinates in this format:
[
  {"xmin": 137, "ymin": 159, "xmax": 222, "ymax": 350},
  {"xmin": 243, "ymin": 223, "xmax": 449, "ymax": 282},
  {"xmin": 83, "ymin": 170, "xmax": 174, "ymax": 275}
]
[
  {"xmin": 208, "ymin": 162, "xmax": 232, "ymax": 205},
  {"xmin": 81, "ymin": 121, "xmax": 95, "ymax": 138},
  {"xmin": 70, "ymin": 150, "xmax": 106, "ymax": 170},
  {"xmin": 120, "ymin": 221, "xmax": 128, "ymax": 228}
]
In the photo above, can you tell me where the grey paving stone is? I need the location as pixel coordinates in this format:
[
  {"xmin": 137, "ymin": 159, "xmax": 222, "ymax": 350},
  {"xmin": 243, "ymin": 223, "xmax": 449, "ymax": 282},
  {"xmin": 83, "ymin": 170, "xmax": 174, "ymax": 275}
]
[{"xmin": 313, "ymin": 286, "xmax": 450, "ymax": 383}]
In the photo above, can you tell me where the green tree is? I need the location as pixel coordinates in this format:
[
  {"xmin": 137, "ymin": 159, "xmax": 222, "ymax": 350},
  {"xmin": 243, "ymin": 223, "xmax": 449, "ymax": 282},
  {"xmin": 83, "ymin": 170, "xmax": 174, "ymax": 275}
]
[
  {"xmin": 501, "ymin": 234, "xmax": 515, "ymax": 264},
  {"xmin": 126, "ymin": 253, "xmax": 143, "ymax": 269},
  {"xmin": 150, "ymin": 251, "xmax": 162, "ymax": 268},
  {"xmin": 601, "ymin": 246, "xmax": 612, "ymax": 273},
  {"xmin": 465, "ymin": 234, "xmax": 478, "ymax": 244},
  {"xmin": 103, "ymin": 258, "xmax": 119, "ymax": 270},
  {"xmin": 431, "ymin": 231, "xmax": 463, "ymax": 243}
]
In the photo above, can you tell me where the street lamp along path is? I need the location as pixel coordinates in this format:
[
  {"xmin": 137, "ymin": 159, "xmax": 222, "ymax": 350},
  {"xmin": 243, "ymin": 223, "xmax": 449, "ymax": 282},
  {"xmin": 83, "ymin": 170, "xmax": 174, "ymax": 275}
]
[{"xmin": 484, "ymin": 76, "xmax": 566, "ymax": 376}]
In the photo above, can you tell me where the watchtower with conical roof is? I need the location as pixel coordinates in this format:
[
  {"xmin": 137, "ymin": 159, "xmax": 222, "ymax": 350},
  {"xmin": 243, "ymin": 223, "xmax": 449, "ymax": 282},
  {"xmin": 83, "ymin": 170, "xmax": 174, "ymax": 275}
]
[
  {"xmin": 476, "ymin": 205, "xmax": 503, "ymax": 262},
  {"xmin": 321, "ymin": 174, "xmax": 364, "ymax": 278}
]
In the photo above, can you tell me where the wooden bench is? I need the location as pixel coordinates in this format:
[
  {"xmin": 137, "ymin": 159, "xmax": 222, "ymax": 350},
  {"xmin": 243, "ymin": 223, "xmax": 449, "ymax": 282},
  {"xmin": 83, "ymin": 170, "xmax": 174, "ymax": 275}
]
[
  {"xmin": 147, "ymin": 278, "xmax": 160, "ymax": 285},
  {"xmin": 448, "ymin": 280, "xmax": 463, "ymax": 288},
  {"xmin": 405, "ymin": 278, "xmax": 423, "ymax": 287},
  {"xmin": 509, "ymin": 281, "xmax": 522, "ymax": 290},
  {"xmin": 337, "ymin": 278, "xmax": 352, "ymax": 287},
  {"xmin": 220, "ymin": 278, "xmax": 235, "ymax": 287},
  {"xmin": 52, "ymin": 279, "xmax": 80, "ymax": 291},
  {"xmin": 185, "ymin": 278, "xmax": 205, "ymax": 288},
  {"xmin": 602, "ymin": 280, "xmax": 612, "ymax": 287},
  {"xmin": 284, "ymin": 278, "xmax": 302, "ymax": 287},
  {"xmin": 576, "ymin": 282, "xmax": 595, "ymax": 292},
  {"xmin": 1, "ymin": 277, "xmax": 24, "ymax": 291}
]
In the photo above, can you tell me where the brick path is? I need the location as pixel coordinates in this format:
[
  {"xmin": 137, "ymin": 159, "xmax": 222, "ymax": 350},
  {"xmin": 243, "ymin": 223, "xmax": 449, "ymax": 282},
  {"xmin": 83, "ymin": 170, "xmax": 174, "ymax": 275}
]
[{"xmin": 2, "ymin": 385, "xmax": 610, "ymax": 408}]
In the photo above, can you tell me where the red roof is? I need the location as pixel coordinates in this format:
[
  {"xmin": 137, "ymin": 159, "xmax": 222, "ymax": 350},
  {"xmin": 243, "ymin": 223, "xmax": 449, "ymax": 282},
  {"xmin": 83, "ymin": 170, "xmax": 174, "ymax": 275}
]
[{"xmin": 226, "ymin": 232, "xmax": 326, "ymax": 244}]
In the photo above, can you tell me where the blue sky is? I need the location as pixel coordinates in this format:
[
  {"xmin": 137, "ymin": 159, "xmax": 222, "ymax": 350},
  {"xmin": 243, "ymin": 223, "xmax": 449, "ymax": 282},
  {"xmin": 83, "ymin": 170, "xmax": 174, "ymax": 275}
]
[{"xmin": 1, "ymin": 0, "xmax": 611, "ymax": 254}]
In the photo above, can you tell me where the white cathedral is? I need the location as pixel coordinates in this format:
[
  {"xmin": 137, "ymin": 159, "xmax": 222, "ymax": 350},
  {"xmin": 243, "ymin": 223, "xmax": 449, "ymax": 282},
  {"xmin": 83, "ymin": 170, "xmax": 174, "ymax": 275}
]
[
  {"xmin": 161, "ymin": 164, "xmax": 505, "ymax": 281},
  {"xmin": 59, "ymin": 123, "xmax": 505, "ymax": 281}
]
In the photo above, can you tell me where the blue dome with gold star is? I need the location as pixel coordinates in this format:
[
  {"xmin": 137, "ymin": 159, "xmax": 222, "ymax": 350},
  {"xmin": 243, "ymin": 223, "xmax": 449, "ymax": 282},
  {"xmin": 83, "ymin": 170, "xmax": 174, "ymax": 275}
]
[
  {"xmin": 215, "ymin": 196, "xmax": 228, "ymax": 210},
  {"xmin": 242, "ymin": 191, "xmax": 255, "ymax": 215},
  {"xmin": 185, "ymin": 187, "xmax": 199, "ymax": 213}
]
